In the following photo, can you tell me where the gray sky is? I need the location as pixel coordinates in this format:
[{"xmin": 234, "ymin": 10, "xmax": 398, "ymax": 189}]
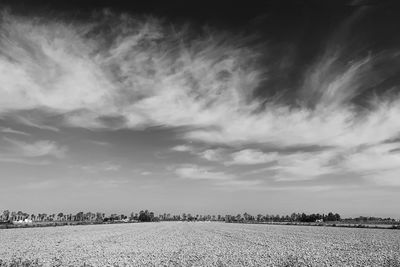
[{"xmin": 1, "ymin": 2, "xmax": 400, "ymax": 218}]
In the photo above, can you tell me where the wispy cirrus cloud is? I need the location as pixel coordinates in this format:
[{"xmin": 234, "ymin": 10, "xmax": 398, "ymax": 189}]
[
  {"xmin": 226, "ymin": 149, "xmax": 278, "ymax": 165},
  {"xmin": 198, "ymin": 148, "xmax": 225, "ymax": 162},
  {"xmin": 1, "ymin": 10, "xmax": 400, "ymax": 187},
  {"xmin": 0, "ymin": 157, "xmax": 51, "ymax": 165},
  {"xmin": 3, "ymin": 137, "xmax": 67, "ymax": 158},
  {"xmin": 171, "ymin": 145, "xmax": 225, "ymax": 162},
  {"xmin": 0, "ymin": 137, "xmax": 66, "ymax": 165},
  {"xmin": 0, "ymin": 12, "xmax": 261, "ymax": 132},
  {"xmin": 0, "ymin": 127, "xmax": 30, "ymax": 136},
  {"xmin": 171, "ymin": 145, "xmax": 194, "ymax": 152},
  {"xmin": 341, "ymin": 143, "xmax": 400, "ymax": 186},
  {"xmin": 87, "ymin": 140, "xmax": 110, "ymax": 146},
  {"xmin": 15, "ymin": 116, "xmax": 60, "ymax": 132},
  {"xmin": 214, "ymin": 179, "xmax": 264, "ymax": 191},
  {"xmin": 174, "ymin": 164, "xmax": 234, "ymax": 181},
  {"xmin": 266, "ymin": 150, "xmax": 339, "ymax": 181},
  {"xmin": 75, "ymin": 161, "xmax": 121, "ymax": 173}
]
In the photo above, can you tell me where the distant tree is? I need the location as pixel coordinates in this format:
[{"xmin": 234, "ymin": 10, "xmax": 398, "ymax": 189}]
[
  {"xmin": 139, "ymin": 210, "xmax": 151, "ymax": 222},
  {"xmin": 96, "ymin": 212, "xmax": 104, "ymax": 222},
  {"xmin": 236, "ymin": 214, "xmax": 241, "ymax": 221},
  {"xmin": 110, "ymin": 214, "xmax": 118, "ymax": 221},
  {"xmin": 2, "ymin": 210, "xmax": 10, "ymax": 221},
  {"xmin": 85, "ymin": 212, "xmax": 94, "ymax": 221},
  {"xmin": 326, "ymin": 212, "xmax": 335, "ymax": 222},
  {"xmin": 76, "ymin": 212, "xmax": 84, "ymax": 221}
]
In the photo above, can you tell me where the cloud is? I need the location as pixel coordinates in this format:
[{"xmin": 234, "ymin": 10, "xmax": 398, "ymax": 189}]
[
  {"xmin": 198, "ymin": 149, "xmax": 224, "ymax": 162},
  {"xmin": 0, "ymin": 12, "xmax": 261, "ymax": 133},
  {"xmin": 239, "ymin": 149, "xmax": 339, "ymax": 181},
  {"xmin": 1, "ymin": 11, "xmax": 400, "ymax": 188},
  {"xmin": 1, "ymin": 12, "xmax": 394, "ymax": 149},
  {"xmin": 0, "ymin": 157, "xmax": 51, "ymax": 165},
  {"xmin": 77, "ymin": 161, "xmax": 121, "ymax": 173},
  {"xmin": 171, "ymin": 145, "xmax": 224, "ymax": 162},
  {"xmin": 267, "ymin": 150, "xmax": 339, "ymax": 181},
  {"xmin": 342, "ymin": 143, "xmax": 400, "ymax": 186},
  {"xmin": 87, "ymin": 140, "xmax": 109, "ymax": 146},
  {"xmin": 15, "ymin": 115, "xmax": 60, "ymax": 132},
  {"xmin": 227, "ymin": 149, "xmax": 278, "ymax": 165},
  {"xmin": 21, "ymin": 179, "xmax": 59, "ymax": 190},
  {"xmin": 243, "ymin": 144, "xmax": 400, "ymax": 185},
  {"xmin": 174, "ymin": 165, "xmax": 234, "ymax": 180},
  {"xmin": 4, "ymin": 137, "xmax": 67, "ymax": 158},
  {"xmin": 214, "ymin": 179, "xmax": 264, "ymax": 191},
  {"xmin": 0, "ymin": 127, "xmax": 30, "ymax": 136},
  {"xmin": 171, "ymin": 145, "xmax": 193, "ymax": 152}
]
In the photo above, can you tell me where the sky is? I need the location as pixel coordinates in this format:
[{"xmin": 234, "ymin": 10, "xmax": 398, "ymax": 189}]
[{"xmin": 1, "ymin": 1, "xmax": 400, "ymax": 218}]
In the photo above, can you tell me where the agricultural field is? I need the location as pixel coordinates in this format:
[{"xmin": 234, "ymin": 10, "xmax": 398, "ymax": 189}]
[{"xmin": 0, "ymin": 222, "xmax": 399, "ymax": 266}]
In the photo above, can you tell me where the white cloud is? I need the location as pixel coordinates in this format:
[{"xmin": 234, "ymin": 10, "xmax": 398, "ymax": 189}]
[
  {"xmin": 4, "ymin": 137, "xmax": 67, "ymax": 158},
  {"xmin": 87, "ymin": 140, "xmax": 109, "ymax": 146},
  {"xmin": 342, "ymin": 143, "xmax": 400, "ymax": 186},
  {"xmin": 171, "ymin": 146, "xmax": 224, "ymax": 162},
  {"xmin": 244, "ymin": 144, "xmax": 400, "ymax": 185},
  {"xmin": 77, "ymin": 161, "xmax": 121, "ymax": 173},
  {"xmin": 183, "ymin": 100, "xmax": 400, "ymax": 149},
  {"xmin": 171, "ymin": 145, "xmax": 193, "ymax": 152},
  {"xmin": 175, "ymin": 165, "xmax": 234, "ymax": 180},
  {"xmin": 92, "ymin": 177, "xmax": 130, "ymax": 188},
  {"xmin": 15, "ymin": 116, "xmax": 60, "ymax": 132},
  {"xmin": 0, "ymin": 157, "xmax": 51, "ymax": 165},
  {"xmin": 2, "ymin": 12, "xmax": 399, "ymax": 152},
  {"xmin": 198, "ymin": 149, "xmax": 224, "ymax": 162},
  {"xmin": 268, "ymin": 150, "xmax": 338, "ymax": 181},
  {"xmin": 227, "ymin": 149, "xmax": 278, "ymax": 165},
  {"xmin": 214, "ymin": 179, "xmax": 264, "ymax": 191},
  {"xmin": 1, "ymin": 12, "xmax": 400, "ymax": 188},
  {"xmin": 0, "ymin": 12, "xmax": 261, "ymax": 134},
  {"xmin": 240, "ymin": 149, "xmax": 338, "ymax": 181},
  {"xmin": 0, "ymin": 127, "xmax": 30, "ymax": 136},
  {"xmin": 21, "ymin": 179, "xmax": 59, "ymax": 190}
]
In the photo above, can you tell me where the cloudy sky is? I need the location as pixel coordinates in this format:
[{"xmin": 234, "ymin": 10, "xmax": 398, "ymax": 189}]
[{"xmin": 1, "ymin": 1, "xmax": 400, "ymax": 217}]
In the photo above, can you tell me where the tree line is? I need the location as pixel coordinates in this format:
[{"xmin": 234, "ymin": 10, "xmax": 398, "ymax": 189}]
[
  {"xmin": 1, "ymin": 209, "xmax": 398, "ymax": 224},
  {"xmin": 224, "ymin": 212, "xmax": 341, "ymax": 223}
]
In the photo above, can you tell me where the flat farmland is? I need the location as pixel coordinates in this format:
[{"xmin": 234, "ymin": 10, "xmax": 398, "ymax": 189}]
[{"xmin": 1, "ymin": 222, "xmax": 399, "ymax": 266}]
